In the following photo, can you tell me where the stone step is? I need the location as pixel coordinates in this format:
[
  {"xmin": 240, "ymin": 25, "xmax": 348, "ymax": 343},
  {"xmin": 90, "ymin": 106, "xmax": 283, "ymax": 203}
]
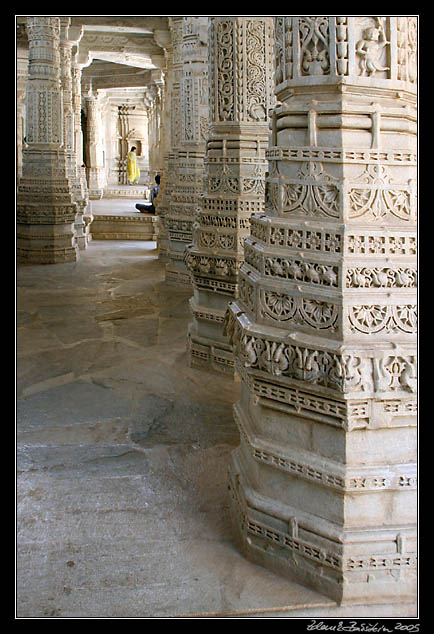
[
  {"xmin": 103, "ymin": 186, "xmax": 149, "ymax": 199},
  {"xmin": 90, "ymin": 213, "xmax": 159, "ymax": 241}
]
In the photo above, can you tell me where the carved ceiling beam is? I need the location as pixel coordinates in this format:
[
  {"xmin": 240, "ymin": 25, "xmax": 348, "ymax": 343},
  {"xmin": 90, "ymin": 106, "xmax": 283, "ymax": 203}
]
[{"xmin": 70, "ymin": 16, "xmax": 169, "ymax": 33}]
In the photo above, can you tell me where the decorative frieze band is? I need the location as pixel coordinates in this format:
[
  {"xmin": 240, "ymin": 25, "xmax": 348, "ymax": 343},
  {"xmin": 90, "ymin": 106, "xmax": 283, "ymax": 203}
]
[
  {"xmin": 266, "ymin": 147, "xmax": 417, "ymax": 165},
  {"xmin": 202, "ymin": 197, "xmax": 264, "ymax": 214},
  {"xmin": 274, "ymin": 16, "xmax": 417, "ymax": 89},
  {"xmin": 239, "ymin": 270, "xmax": 416, "ymax": 339},
  {"xmin": 225, "ymin": 301, "xmax": 417, "ymax": 395},
  {"xmin": 265, "ymin": 162, "xmax": 416, "ymax": 224},
  {"xmin": 187, "ymin": 332, "xmax": 235, "ymax": 371},
  {"xmin": 249, "ymin": 217, "xmax": 417, "ymax": 257},
  {"xmin": 234, "ymin": 358, "xmax": 416, "ymax": 431},
  {"xmin": 185, "ymin": 250, "xmax": 242, "ymax": 279},
  {"xmin": 244, "ymin": 245, "xmax": 417, "ymax": 291},
  {"xmin": 201, "ymin": 214, "xmax": 252, "ymax": 230},
  {"xmin": 189, "ymin": 299, "xmax": 226, "ymax": 324}
]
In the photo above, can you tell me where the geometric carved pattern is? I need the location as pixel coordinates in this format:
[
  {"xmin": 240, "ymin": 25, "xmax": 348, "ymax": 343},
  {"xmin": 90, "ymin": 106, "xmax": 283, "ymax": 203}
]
[
  {"xmin": 347, "ymin": 164, "xmax": 415, "ymax": 223},
  {"xmin": 260, "ymin": 290, "xmax": 339, "ymax": 332},
  {"xmin": 348, "ymin": 304, "xmax": 417, "ymax": 335}
]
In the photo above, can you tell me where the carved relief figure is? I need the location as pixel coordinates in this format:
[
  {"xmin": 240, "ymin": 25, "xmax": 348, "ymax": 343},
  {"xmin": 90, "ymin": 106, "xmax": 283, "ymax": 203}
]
[{"xmin": 356, "ymin": 18, "xmax": 389, "ymax": 76}]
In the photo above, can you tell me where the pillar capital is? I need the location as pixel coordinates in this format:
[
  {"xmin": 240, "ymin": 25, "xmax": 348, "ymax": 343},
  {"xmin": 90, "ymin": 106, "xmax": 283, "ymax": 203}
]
[{"xmin": 274, "ymin": 16, "xmax": 417, "ymax": 99}]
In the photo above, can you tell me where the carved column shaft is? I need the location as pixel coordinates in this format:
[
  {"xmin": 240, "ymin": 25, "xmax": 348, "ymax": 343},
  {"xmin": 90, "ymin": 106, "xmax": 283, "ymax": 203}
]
[
  {"xmin": 71, "ymin": 47, "xmax": 91, "ymax": 245},
  {"xmin": 145, "ymin": 85, "xmax": 161, "ymax": 179},
  {"xmin": 17, "ymin": 16, "xmax": 78, "ymax": 264},
  {"xmin": 185, "ymin": 17, "xmax": 275, "ymax": 375},
  {"xmin": 71, "ymin": 49, "xmax": 86, "ymax": 172},
  {"xmin": 16, "ymin": 24, "xmax": 28, "ymax": 184},
  {"xmin": 83, "ymin": 85, "xmax": 105, "ymax": 199},
  {"xmin": 154, "ymin": 55, "xmax": 173, "ymax": 260},
  {"xmin": 165, "ymin": 17, "xmax": 209, "ymax": 286},
  {"xmin": 16, "ymin": 92, "xmax": 26, "ymax": 182},
  {"xmin": 60, "ymin": 18, "xmax": 91, "ymax": 249},
  {"xmin": 59, "ymin": 19, "xmax": 75, "ymax": 158},
  {"xmin": 225, "ymin": 16, "xmax": 417, "ymax": 604},
  {"xmin": 156, "ymin": 19, "xmax": 182, "ymax": 261}
]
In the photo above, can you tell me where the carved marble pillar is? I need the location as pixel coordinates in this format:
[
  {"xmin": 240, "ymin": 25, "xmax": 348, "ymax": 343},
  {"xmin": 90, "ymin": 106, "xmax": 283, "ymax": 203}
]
[
  {"xmin": 145, "ymin": 71, "xmax": 164, "ymax": 181},
  {"xmin": 165, "ymin": 17, "xmax": 209, "ymax": 286},
  {"xmin": 185, "ymin": 17, "xmax": 275, "ymax": 375},
  {"xmin": 17, "ymin": 16, "xmax": 78, "ymax": 264},
  {"xmin": 156, "ymin": 19, "xmax": 181, "ymax": 262},
  {"xmin": 83, "ymin": 84, "xmax": 106, "ymax": 199},
  {"xmin": 153, "ymin": 77, "xmax": 164, "ymax": 174},
  {"xmin": 71, "ymin": 46, "xmax": 91, "ymax": 240},
  {"xmin": 16, "ymin": 23, "xmax": 28, "ymax": 184},
  {"xmin": 59, "ymin": 18, "xmax": 90, "ymax": 249},
  {"xmin": 16, "ymin": 92, "xmax": 26, "ymax": 183},
  {"xmin": 145, "ymin": 86, "xmax": 159, "ymax": 179},
  {"xmin": 225, "ymin": 16, "xmax": 417, "ymax": 605}
]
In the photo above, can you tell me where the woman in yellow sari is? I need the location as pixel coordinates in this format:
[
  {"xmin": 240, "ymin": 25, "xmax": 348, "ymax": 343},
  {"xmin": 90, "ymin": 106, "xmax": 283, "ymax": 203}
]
[{"xmin": 126, "ymin": 146, "xmax": 140, "ymax": 184}]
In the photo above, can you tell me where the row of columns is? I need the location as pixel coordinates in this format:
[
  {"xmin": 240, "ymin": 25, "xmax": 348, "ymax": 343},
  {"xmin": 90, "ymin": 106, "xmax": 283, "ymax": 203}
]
[
  {"xmin": 17, "ymin": 16, "xmax": 417, "ymax": 606},
  {"xmin": 160, "ymin": 15, "xmax": 417, "ymax": 605}
]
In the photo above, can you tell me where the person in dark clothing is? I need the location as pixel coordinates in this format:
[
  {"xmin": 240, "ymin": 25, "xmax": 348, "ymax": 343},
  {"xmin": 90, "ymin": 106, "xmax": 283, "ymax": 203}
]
[{"xmin": 136, "ymin": 174, "xmax": 160, "ymax": 214}]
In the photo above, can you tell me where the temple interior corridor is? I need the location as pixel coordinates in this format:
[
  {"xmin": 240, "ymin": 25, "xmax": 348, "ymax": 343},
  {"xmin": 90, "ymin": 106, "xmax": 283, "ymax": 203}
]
[{"xmin": 16, "ymin": 15, "xmax": 418, "ymax": 619}]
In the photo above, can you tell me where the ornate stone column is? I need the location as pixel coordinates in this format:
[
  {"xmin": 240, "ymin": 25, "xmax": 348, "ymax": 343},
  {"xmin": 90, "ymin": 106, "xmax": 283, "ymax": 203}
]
[
  {"xmin": 155, "ymin": 18, "xmax": 181, "ymax": 262},
  {"xmin": 152, "ymin": 74, "xmax": 164, "ymax": 174},
  {"xmin": 83, "ymin": 83, "xmax": 106, "ymax": 199},
  {"xmin": 225, "ymin": 16, "xmax": 417, "ymax": 605},
  {"xmin": 185, "ymin": 17, "xmax": 275, "ymax": 375},
  {"xmin": 59, "ymin": 18, "xmax": 90, "ymax": 249},
  {"xmin": 145, "ymin": 85, "xmax": 160, "ymax": 179},
  {"xmin": 165, "ymin": 17, "xmax": 209, "ymax": 286},
  {"xmin": 16, "ymin": 91, "xmax": 26, "ymax": 184},
  {"xmin": 16, "ymin": 22, "xmax": 28, "ymax": 184},
  {"xmin": 71, "ymin": 44, "xmax": 91, "ymax": 242},
  {"xmin": 17, "ymin": 16, "xmax": 78, "ymax": 264},
  {"xmin": 144, "ymin": 70, "xmax": 165, "ymax": 182}
]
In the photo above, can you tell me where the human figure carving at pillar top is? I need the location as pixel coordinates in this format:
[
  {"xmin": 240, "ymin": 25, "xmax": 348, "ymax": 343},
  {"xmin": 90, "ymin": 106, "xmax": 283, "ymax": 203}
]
[{"xmin": 356, "ymin": 17, "xmax": 389, "ymax": 76}]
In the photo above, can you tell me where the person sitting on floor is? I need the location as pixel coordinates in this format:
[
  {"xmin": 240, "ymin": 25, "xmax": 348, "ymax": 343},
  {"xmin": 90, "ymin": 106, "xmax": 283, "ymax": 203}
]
[{"xmin": 136, "ymin": 174, "xmax": 160, "ymax": 214}]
